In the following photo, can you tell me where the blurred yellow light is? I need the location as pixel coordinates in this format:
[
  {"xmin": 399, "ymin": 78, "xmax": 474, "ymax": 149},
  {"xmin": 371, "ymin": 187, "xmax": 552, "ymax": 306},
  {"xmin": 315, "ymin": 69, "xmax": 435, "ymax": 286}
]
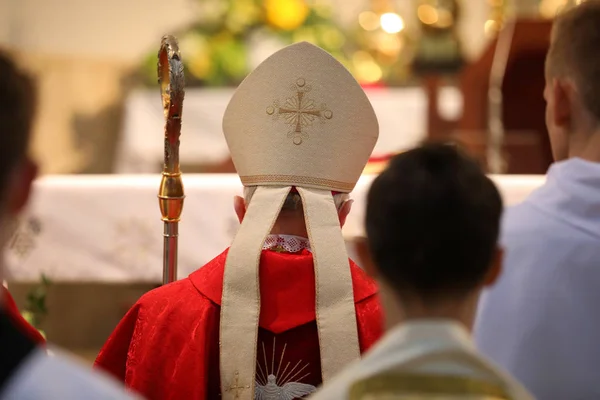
[
  {"xmin": 321, "ymin": 27, "xmax": 345, "ymax": 48},
  {"xmin": 179, "ymin": 33, "xmax": 212, "ymax": 79},
  {"xmin": 538, "ymin": 0, "xmax": 588, "ymax": 18},
  {"xmin": 484, "ymin": 19, "xmax": 501, "ymax": 36},
  {"xmin": 418, "ymin": 4, "xmax": 439, "ymax": 25},
  {"xmin": 353, "ymin": 51, "xmax": 382, "ymax": 84},
  {"xmin": 377, "ymin": 33, "xmax": 403, "ymax": 56},
  {"xmin": 293, "ymin": 27, "xmax": 317, "ymax": 44},
  {"xmin": 380, "ymin": 12, "xmax": 405, "ymax": 34},
  {"xmin": 265, "ymin": 0, "xmax": 309, "ymax": 31},
  {"xmin": 435, "ymin": 10, "xmax": 454, "ymax": 28},
  {"xmin": 359, "ymin": 11, "xmax": 380, "ymax": 31},
  {"xmin": 539, "ymin": 0, "xmax": 561, "ymax": 18}
]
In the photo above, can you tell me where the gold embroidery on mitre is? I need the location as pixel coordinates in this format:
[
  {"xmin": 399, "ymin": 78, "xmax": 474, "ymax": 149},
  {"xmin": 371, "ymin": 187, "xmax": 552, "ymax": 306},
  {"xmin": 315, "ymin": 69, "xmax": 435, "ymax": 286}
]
[{"xmin": 267, "ymin": 78, "xmax": 333, "ymax": 145}]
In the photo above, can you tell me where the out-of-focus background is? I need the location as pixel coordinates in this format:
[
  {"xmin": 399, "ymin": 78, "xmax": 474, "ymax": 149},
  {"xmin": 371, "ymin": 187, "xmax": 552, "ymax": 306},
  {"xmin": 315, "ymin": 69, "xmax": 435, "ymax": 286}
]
[{"xmin": 2, "ymin": 0, "xmax": 577, "ymax": 362}]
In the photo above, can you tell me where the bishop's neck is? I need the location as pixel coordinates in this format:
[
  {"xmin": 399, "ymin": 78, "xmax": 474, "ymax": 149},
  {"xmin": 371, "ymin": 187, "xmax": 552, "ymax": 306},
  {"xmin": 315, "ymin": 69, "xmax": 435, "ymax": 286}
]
[{"xmin": 270, "ymin": 215, "xmax": 309, "ymax": 238}]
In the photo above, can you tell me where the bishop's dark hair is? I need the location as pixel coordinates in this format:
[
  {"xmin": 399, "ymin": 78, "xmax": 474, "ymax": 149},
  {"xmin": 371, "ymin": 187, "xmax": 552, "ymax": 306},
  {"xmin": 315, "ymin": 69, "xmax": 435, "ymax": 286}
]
[
  {"xmin": 365, "ymin": 142, "xmax": 503, "ymax": 303},
  {"xmin": 0, "ymin": 51, "xmax": 36, "ymax": 203}
]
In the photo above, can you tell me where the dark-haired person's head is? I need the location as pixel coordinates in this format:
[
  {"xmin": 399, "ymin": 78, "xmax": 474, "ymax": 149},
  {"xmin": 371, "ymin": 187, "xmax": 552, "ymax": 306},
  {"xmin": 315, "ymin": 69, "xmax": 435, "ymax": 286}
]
[
  {"xmin": 0, "ymin": 52, "xmax": 37, "ymax": 246},
  {"xmin": 545, "ymin": 0, "xmax": 600, "ymax": 161},
  {"xmin": 365, "ymin": 143, "xmax": 503, "ymax": 326}
]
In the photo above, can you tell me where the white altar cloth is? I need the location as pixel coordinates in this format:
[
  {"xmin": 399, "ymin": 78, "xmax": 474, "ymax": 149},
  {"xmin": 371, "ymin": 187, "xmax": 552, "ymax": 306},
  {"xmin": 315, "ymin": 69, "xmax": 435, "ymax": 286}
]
[
  {"xmin": 4, "ymin": 174, "xmax": 545, "ymax": 283},
  {"xmin": 115, "ymin": 87, "xmax": 462, "ymax": 173}
]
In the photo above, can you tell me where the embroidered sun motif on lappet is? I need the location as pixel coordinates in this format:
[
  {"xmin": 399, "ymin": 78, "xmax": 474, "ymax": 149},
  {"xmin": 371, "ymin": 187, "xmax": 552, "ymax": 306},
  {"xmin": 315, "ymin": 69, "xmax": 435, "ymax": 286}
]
[
  {"xmin": 267, "ymin": 78, "xmax": 333, "ymax": 145},
  {"xmin": 255, "ymin": 338, "xmax": 317, "ymax": 399}
]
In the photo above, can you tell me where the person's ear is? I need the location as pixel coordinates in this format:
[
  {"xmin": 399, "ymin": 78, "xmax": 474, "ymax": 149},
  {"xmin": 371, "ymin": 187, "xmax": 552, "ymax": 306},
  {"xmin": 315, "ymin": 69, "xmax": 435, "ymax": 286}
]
[
  {"xmin": 483, "ymin": 246, "xmax": 503, "ymax": 287},
  {"xmin": 355, "ymin": 237, "xmax": 378, "ymax": 279},
  {"xmin": 7, "ymin": 157, "xmax": 37, "ymax": 215},
  {"xmin": 338, "ymin": 199, "xmax": 353, "ymax": 227},
  {"xmin": 233, "ymin": 195, "xmax": 247, "ymax": 223},
  {"xmin": 551, "ymin": 78, "xmax": 573, "ymax": 130}
]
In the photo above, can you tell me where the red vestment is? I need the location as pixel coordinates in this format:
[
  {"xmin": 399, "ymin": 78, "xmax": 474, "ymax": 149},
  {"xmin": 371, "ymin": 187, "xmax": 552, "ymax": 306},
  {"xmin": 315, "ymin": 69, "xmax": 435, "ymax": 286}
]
[
  {"xmin": 1, "ymin": 286, "xmax": 45, "ymax": 344},
  {"xmin": 95, "ymin": 248, "xmax": 383, "ymax": 399}
]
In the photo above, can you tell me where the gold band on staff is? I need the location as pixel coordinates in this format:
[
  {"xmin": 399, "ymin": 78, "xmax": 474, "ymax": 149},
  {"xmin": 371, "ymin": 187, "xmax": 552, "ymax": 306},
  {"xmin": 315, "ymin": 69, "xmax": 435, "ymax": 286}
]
[{"xmin": 157, "ymin": 35, "xmax": 185, "ymax": 285}]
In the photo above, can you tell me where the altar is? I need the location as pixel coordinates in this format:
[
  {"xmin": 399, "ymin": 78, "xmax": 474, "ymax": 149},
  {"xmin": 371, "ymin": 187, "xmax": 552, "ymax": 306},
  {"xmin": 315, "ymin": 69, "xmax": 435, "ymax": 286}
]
[
  {"xmin": 6, "ymin": 174, "xmax": 545, "ymax": 284},
  {"xmin": 115, "ymin": 87, "xmax": 463, "ymax": 173}
]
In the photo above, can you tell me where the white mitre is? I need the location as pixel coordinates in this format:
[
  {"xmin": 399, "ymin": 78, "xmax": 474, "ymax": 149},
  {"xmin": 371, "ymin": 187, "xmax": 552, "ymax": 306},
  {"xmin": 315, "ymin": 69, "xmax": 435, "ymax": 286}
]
[{"xmin": 219, "ymin": 41, "xmax": 379, "ymax": 399}]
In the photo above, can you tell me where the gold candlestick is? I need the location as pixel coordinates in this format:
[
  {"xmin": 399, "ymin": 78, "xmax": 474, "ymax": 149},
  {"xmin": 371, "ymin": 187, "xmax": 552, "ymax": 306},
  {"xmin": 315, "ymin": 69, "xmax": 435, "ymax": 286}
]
[{"xmin": 157, "ymin": 35, "xmax": 185, "ymax": 285}]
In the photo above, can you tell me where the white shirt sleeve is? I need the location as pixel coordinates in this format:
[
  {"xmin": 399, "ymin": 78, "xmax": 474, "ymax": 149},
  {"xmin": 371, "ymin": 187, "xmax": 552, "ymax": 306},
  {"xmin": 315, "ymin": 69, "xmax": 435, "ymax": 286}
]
[{"xmin": 0, "ymin": 348, "xmax": 142, "ymax": 400}]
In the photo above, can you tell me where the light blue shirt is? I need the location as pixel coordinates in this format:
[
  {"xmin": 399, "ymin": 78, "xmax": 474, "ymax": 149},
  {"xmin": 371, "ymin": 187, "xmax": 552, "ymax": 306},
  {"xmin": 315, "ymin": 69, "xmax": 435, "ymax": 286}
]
[
  {"xmin": 475, "ymin": 158, "xmax": 600, "ymax": 399},
  {"xmin": 0, "ymin": 348, "xmax": 140, "ymax": 399}
]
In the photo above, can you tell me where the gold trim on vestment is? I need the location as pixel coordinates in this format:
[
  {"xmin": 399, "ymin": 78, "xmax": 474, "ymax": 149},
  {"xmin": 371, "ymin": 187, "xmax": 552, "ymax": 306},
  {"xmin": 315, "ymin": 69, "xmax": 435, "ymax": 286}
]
[
  {"xmin": 219, "ymin": 186, "xmax": 291, "ymax": 399},
  {"xmin": 297, "ymin": 187, "xmax": 360, "ymax": 381},
  {"xmin": 349, "ymin": 373, "xmax": 512, "ymax": 400}
]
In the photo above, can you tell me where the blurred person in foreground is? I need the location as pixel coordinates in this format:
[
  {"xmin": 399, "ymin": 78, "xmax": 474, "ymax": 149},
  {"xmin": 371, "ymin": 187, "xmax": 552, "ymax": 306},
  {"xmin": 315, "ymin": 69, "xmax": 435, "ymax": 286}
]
[
  {"xmin": 95, "ymin": 42, "xmax": 383, "ymax": 399},
  {"xmin": 475, "ymin": 2, "xmax": 600, "ymax": 398},
  {"xmin": 1, "ymin": 284, "xmax": 44, "ymax": 345},
  {"xmin": 0, "ymin": 51, "xmax": 138, "ymax": 399},
  {"xmin": 311, "ymin": 143, "xmax": 532, "ymax": 400}
]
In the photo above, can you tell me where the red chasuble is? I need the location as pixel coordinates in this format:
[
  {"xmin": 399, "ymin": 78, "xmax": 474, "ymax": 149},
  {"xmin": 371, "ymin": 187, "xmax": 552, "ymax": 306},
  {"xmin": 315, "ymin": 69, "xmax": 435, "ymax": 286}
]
[
  {"xmin": 95, "ymin": 248, "xmax": 383, "ymax": 400},
  {"xmin": 1, "ymin": 286, "xmax": 45, "ymax": 344}
]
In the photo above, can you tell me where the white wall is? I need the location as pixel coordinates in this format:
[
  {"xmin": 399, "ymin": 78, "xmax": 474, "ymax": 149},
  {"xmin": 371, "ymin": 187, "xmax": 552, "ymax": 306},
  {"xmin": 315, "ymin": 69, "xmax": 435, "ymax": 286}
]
[{"xmin": 0, "ymin": 0, "xmax": 198, "ymax": 63}]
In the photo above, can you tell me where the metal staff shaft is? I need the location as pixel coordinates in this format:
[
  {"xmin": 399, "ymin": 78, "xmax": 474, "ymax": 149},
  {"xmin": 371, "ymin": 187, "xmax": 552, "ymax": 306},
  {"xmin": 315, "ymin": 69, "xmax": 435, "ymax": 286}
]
[{"xmin": 157, "ymin": 35, "xmax": 185, "ymax": 285}]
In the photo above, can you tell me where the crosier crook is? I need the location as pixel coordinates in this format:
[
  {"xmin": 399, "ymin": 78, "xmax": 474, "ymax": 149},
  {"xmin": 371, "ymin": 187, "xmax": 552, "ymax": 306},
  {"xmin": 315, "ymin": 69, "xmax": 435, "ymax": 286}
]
[{"xmin": 157, "ymin": 35, "xmax": 185, "ymax": 285}]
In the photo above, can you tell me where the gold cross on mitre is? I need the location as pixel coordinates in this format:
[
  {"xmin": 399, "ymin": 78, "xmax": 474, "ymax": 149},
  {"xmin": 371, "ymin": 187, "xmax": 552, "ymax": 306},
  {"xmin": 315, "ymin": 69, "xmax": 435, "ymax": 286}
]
[
  {"xmin": 266, "ymin": 78, "xmax": 333, "ymax": 145},
  {"xmin": 225, "ymin": 371, "xmax": 251, "ymax": 399}
]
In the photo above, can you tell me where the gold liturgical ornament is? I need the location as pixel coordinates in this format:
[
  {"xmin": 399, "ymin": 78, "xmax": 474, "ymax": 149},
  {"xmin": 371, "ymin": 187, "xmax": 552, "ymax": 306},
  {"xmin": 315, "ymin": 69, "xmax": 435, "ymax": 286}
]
[
  {"xmin": 267, "ymin": 78, "xmax": 333, "ymax": 145},
  {"xmin": 349, "ymin": 373, "xmax": 512, "ymax": 400},
  {"xmin": 157, "ymin": 35, "xmax": 185, "ymax": 285}
]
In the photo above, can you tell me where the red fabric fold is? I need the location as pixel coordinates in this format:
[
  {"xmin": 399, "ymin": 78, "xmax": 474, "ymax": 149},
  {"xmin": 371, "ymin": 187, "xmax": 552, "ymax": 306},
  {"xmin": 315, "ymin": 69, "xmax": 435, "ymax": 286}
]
[
  {"xmin": 189, "ymin": 248, "xmax": 377, "ymax": 333},
  {"xmin": 95, "ymin": 248, "xmax": 383, "ymax": 400}
]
